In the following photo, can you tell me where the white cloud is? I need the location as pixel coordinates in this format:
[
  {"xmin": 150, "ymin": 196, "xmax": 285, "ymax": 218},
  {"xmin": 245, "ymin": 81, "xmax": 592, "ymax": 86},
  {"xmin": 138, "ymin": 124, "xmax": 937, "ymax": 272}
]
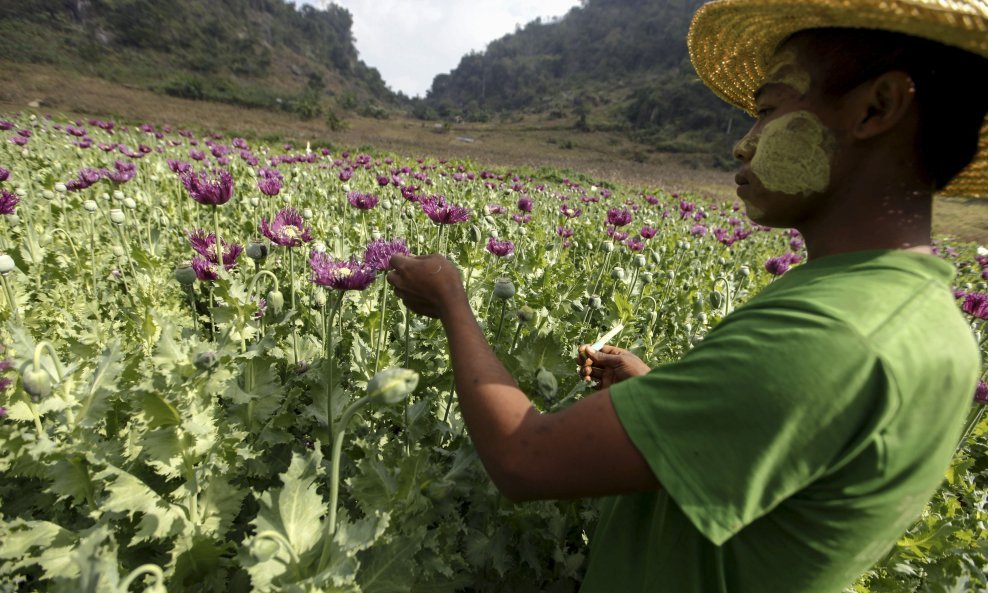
[{"xmin": 301, "ymin": 0, "xmax": 581, "ymax": 97}]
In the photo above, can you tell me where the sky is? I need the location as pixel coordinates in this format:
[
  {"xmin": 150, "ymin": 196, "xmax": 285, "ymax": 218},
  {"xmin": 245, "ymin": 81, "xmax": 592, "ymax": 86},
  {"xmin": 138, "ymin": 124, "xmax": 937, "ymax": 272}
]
[{"xmin": 301, "ymin": 0, "xmax": 583, "ymax": 98}]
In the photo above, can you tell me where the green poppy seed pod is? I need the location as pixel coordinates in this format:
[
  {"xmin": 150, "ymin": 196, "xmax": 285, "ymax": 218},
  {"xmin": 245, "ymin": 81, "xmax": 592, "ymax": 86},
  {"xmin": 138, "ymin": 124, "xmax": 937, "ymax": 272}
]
[
  {"xmin": 697, "ymin": 312, "xmax": 708, "ymax": 324},
  {"xmin": 602, "ymin": 241, "xmax": 614, "ymax": 253},
  {"xmin": 109, "ymin": 209, "xmax": 125, "ymax": 225},
  {"xmin": 651, "ymin": 251, "xmax": 661, "ymax": 266},
  {"xmin": 963, "ymin": 282, "xmax": 973, "ymax": 291},
  {"xmin": 676, "ymin": 240, "xmax": 685, "ymax": 250},
  {"xmin": 371, "ymin": 229, "xmax": 382, "ymax": 241},
  {"xmin": 42, "ymin": 190, "xmax": 54, "ymax": 200},
  {"xmin": 267, "ymin": 289, "xmax": 284, "ymax": 313},
  {"xmin": 100, "ymin": 192, "xmax": 110, "ymax": 202},
  {"xmin": 112, "ymin": 190, "xmax": 124, "ymax": 201},
  {"xmin": 302, "ymin": 208, "xmax": 313, "ymax": 220},
  {"xmin": 194, "ymin": 351, "xmax": 218, "ymax": 372},
  {"xmin": 112, "ymin": 245, "xmax": 125, "ymax": 258},
  {"xmin": 367, "ymin": 368, "xmax": 419, "ymax": 404},
  {"xmin": 0, "ymin": 254, "xmax": 15, "ymax": 275},
  {"xmin": 246, "ymin": 239, "xmax": 268, "ymax": 261},
  {"xmin": 250, "ymin": 539, "xmax": 279, "ymax": 563},
  {"xmin": 978, "ymin": 282, "xmax": 988, "ymax": 291},
  {"xmin": 249, "ymin": 197, "xmax": 260, "ymax": 208},
  {"xmin": 83, "ymin": 200, "xmax": 98, "ymax": 213},
  {"xmin": 311, "ymin": 289, "xmax": 327, "ymax": 309},
  {"xmin": 516, "ymin": 305, "xmax": 535, "ymax": 323},
  {"xmin": 589, "ymin": 294, "xmax": 603, "ymax": 309},
  {"xmin": 611, "ymin": 267, "xmax": 625, "ymax": 281},
  {"xmin": 311, "ymin": 241, "xmax": 327, "ymax": 254},
  {"xmin": 666, "ymin": 270, "xmax": 675, "ymax": 280},
  {"xmin": 641, "ymin": 271, "xmax": 653, "ymax": 284},
  {"xmin": 174, "ymin": 263, "xmax": 196, "ymax": 286},
  {"xmin": 381, "ymin": 199, "xmax": 392, "ymax": 211},
  {"xmin": 123, "ymin": 197, "xmax": 137, "ymax": 210},
  {"xmin": 571, "ymin": 298, "xmax": 585, "ymax": 313},
  {"xmin": 55, "ymin": 182, "xmax": 67, "ymax": 193},
  {"xmin": 489, "ymin": 228, "xmax": 499, "ymax": 240},
  {"xmin": 469, "ymin": 225, "xmax": 483, "ymax": 242},
  {"xmin": 22, "ymin": 366, "xmax": 53, "ymax": 401},
  {"xmin": 535, "ymin": 367, "xmax": 558, "ymax": 399},
  {"xmin": 633, "ymin": 254, "xmax": 647, "ymax": 268},
  {"xmin": 659, "ymin": 245, "xmax": 667, "ymax": 254},
  {"xmin": 709, "ymin": 290, "xmax": 724, "ymax": 309},
  {"xmin": 719, "ymin": 257, "xmax": 728, "ymax": 266},
  {"xmin": 493, "ymin": 278, "xmax": 515, "ymax": 300},
  {"xmin": 6, "ymin": 214, "xmax": 19, "ymax": 227},
  {"xmin": 15, "ymin": 187, "xmax": 26, "ymax": 197},
  {"xmin": 738, "ymin": 265, "xmax": 751, "ymax": 278},
  {"xmin": 484, "ymin": 215, "xmax": 496, "ymax": 227}
]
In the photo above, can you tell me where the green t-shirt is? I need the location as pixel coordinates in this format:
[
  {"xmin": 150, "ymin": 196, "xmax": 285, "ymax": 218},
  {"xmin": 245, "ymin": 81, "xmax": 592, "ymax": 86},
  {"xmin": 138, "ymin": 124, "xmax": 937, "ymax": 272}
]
[{"xmin": 582, "ymin": 250, "xmax": 980, "ymax": 593}]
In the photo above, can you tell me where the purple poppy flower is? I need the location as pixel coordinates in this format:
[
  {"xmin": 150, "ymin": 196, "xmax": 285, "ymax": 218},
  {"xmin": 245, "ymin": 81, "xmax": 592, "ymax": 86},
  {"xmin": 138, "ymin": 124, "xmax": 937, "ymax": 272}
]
[
  {"xmin": 486, "ymin": 237, "xmax": 515, "ymax": 257},
  {"xmin": 764, "ymin": 253, "xmax": 804, "ymax": 276},
  {"xmin": 640, "ymin": 226, "xmax": 657, "ymax": 239},
  {"xmin": 168, "ymin": 160, "xmax": 191, "ymax": 174},
  {"xmin": 0, "ymin": 167, "xmax": 9, "ymax": 182},
  {"xmin": 186, "ymin": 229, "xmax": 242, "ymax": 268},
  {"xmin": 258, "ymin": 176, "xmax": 282, "ymax": 196},
  {"xmin": 644, "ymin": 195, "xmax": 659, "ymax": 205},
  {"xmin": 0, "ymin": 121, "xmax": 12, "ymax": 131},
  {"xmin": 690, "ymin": 224, "xmax": 708, "ymax": 238},
  {"xmin": 976, "ymin": 381, "xmax": 988, "ymax": 405},
  {"xmin": 512, "ymin": 213, "xmax": 532, "ymax": 224},
  {"xmin": 310, "ymin": 252, "xmax": 376, "ymax": 291},
  {"xmin": 556, "ymin": 226, "xmax": 574, "ymax": 238},
  {"xmin": 626, "ymin": 237, "xmax": 645, "ymax": 252},
  {"xmin": 560, "ymin": 205, "xmax": 581, "ymax": 219},
  {"xmin": 961, "ymin": 292, "xmax": 988, "ymax": 319},
  {"xmin": 108, "ymin": 160, "xmax": 136, "ymax": 184},
  {"xmin": 364, "ymin": 238, "xmax": 411, "ymax": 272},
  {"xmin": 347, "ymin": 191, "xmax": 379, "ymax": 210},
  {"xmin": 338, "ymin": 168, "xmax": 354, "ymax": 182},
  {"xmin": 10, "ymin": 136, "xmax": 28, "ymax": 146},
  {"xmin": 191, "ymin": 257, "xmax": 219, "ymax": 281},
  {"xmin": 189, "ymin": 149, "xmax": 206, "ymax": 161},
  {"xmin": 181, "ymin": 169, "xmax": 233, "ymax": 205},
  {"xmin": 420, "ymin": 195, "xmax": 471, "ymax": 225},
  {"xmin": 606, "ymin": 208, "xmax": 633, "ymax": 227},
  {"xmin": 260, "ymin": 208, "xmax": 313, "ymax": 248},
  {"xmin": 0, "ymin": 189, "xmax": 19, "ymax": 215},
  {"xmin": 517, "ymin": 196, "xmax": 533, "ymax": 212}
]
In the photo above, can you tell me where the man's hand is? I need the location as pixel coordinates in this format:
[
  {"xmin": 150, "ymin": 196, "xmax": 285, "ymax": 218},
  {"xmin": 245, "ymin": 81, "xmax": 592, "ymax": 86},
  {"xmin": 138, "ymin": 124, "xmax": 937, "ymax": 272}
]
[
  {"xmin": 577, "ymin": 345, "xmax": 651, "ymax": 389},
  {"xmin": 386, "ymin": 253, "xmax": 465, "ymax": 318}
]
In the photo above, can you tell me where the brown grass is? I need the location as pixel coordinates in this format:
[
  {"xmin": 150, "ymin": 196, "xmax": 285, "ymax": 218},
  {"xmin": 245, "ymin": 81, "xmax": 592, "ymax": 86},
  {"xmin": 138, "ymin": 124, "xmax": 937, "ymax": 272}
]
[{"xmin": 2, "ymin": 61, "xmax": 985, "ymax": 244}]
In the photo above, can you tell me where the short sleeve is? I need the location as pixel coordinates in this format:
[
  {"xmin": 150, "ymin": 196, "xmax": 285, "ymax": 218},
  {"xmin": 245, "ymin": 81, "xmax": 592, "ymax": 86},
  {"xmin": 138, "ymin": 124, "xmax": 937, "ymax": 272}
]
[{"xmin": 609, "ymin": 307, "xmax": 886, "ymax": 545}]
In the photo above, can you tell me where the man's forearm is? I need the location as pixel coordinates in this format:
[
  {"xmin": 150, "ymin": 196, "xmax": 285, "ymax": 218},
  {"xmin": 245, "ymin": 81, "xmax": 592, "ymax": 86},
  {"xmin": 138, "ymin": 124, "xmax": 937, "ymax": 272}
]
[{"xmin": 438, "ymin": 292, "xmax": 540, "ymax": 495}]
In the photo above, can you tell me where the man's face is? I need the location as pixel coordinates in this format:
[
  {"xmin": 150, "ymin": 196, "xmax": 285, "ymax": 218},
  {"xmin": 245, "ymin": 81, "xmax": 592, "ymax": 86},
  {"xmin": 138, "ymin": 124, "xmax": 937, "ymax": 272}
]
[{"xmin": 733, "ymin": 41, "xmax": 844, "ymax": 228}]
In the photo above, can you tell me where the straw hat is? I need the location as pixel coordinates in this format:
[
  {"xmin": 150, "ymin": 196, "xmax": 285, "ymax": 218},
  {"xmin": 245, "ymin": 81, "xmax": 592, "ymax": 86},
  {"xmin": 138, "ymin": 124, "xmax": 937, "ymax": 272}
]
[{"xmin": 687, "ymin": 0, "xmax": 988, "ymax": 198}]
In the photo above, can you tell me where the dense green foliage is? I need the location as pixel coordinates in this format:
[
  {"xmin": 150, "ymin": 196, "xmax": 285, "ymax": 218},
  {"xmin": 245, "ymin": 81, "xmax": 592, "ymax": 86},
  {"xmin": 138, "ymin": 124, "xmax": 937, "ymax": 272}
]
[
  {"xmin": 421, "ymin": 0, "xmax": 746, "ymax": 163},
  {"xmin": 0, "ymin": 0, "xmax": 395, "ymax": 115},
  {"xmin": 0, "ymin": 113, "xmax": 985, "ymax": 592}
]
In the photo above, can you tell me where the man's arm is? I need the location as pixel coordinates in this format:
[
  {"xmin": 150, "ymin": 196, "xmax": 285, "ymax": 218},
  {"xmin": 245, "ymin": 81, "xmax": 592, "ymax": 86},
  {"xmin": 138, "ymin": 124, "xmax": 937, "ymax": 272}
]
[{"xmin": 388, "ymin": 254, "xmax": 659, "ymax": 502}]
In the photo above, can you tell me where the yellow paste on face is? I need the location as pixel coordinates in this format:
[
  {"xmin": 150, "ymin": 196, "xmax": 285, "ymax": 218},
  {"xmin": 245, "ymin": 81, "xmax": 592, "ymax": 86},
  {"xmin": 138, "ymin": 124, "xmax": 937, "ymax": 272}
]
[
  {"xmin": 762, "ymin": 50, "xmax": 811, "ymax": 95},
  {"xmin": 750, "ymin": 111, "xmax": 835, "ymax": 196}
]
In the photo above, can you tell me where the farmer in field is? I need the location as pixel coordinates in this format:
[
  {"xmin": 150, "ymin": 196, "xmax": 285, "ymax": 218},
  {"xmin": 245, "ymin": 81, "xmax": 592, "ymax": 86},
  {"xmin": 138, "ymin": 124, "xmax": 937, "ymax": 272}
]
[{"xmin": 386, "ymin": 0, "xmax": 988, "ymax": 591}]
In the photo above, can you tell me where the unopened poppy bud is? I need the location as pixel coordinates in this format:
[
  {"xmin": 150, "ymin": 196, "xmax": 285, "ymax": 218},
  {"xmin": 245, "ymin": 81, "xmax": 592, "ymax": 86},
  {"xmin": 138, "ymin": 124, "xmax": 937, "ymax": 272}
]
[
  {"xmin": 641, "ymin": 271, "xmax": 653, "ymax": 284},
  {"xmin": 535, "ymin": 367, "xmax": 558, "ymax": 399},
  {"xmin": 633, "ymin": 254, "xmax": 647, "ymax": 268},
  {"xmin": 250, "ymin": 197, "xmax": 260, "ymax": 207},
  {"xmin": 381, "ymin": 199, "xmax": 392, "ymax": 211},
  {"xmin": 15, "ymin": 187, "xmax": 26, "ymax": 197},
  {"xmin": 174, "ymin": 263, "xmax": 196, "ymax": 286},
  {"xmin": 124, "ymin": 197, "xmax": 137, "ymax": 209},
  {"xmin": 0, "ymin": 254, "xmax": 14, "ymax": 275},
  {"xmin": 22, "ymin": 366, "xmax": 53, "ymax": 401},
  {"xmin": 42, "ymin": 190, "xmax": 54, "ymax": 200},
  {"xmin": 470, "ymin": 225, "xmax": 483, "ymax": 242},
  {"xmin": 246, "ymin": 240, "xmax": 268, "ymax": 261},
  {"xmin": 250, "ymin": 539, "xmax": 279, "ymax": 562},
  {"xmin": 516, "ymin": 305, "xmax": 535, "ymax": 323},
  {"xmin": 589, "ymin": 294, "xmax": 603, "ymax": 309},
  {"xmin": 493, "ymin": 278, "xmax": 515, "ymax": 300},
  {"xmin": 100, "ymin": 192, "xmax": 110, "ymax": 202},
  {"xmin": 649, "ymin": 310, "xmax": 658, "ymax": 324},
  {"xmin": 311, "ymin": 289, "xmax": 327, "ymax": 308},
  {"xmin": 697, "ymin": 312, "xmax": 708, "ymax": 324},
  {"xmin": 738, "ymin": 265, "xmax": 751, "ymax": 278},
  {"xmin": 489, "ymin": 228, "xmax": 499, "ymax": 240},
  {"xmin": 651, "ymin": 251, "xmax": 661, "ymax": 266},
  {"xmin": 109, "ymin": 209, "xmax": 125, "ymax": 225},
  {"xmin": 602, "ymin": 241, "xmax": 614, "ymax": 253},
  {"xmin": 6, "ymin": 214, "xmax": 19, "ymax": 227},
  {"xmin": 54, "ymin": 182, "xmax": 67, "ymax": 193},
  {"xmin": 367, "ymin": 368, "xmax": 419, "ymax": 404},
  {"xmin": 113, "ymin": 191, "xmax": 124, "ymax": 201},
  {"xmin": 371, "ymin": 229, "xmax": 382, "ymax": 241},
  {"xmin": 267, "ymin": 289, "xmax": 284, "ymax": 313},
  {"xmin": 611, "ymin": 267, "xmax": 625, "ymax": 281},
  {"xmin": 311, "ymin": 241, "xmax": 327, "ymax": 254},
  {"xmin": 112, "ymin": 245, "xmax": 125, "ymax": 257},
  {"xmin": 194, "ymin": 351, "xmax": 218, "ymax": 371},
  {"xmin": 709, "ymin": 290, "xmax": 724, "ymax": 309},
  {"xmin": 666, "ymin": 270, "xmax": 675, "ymax": 280},
  {"xmin": 83, "ymin": 200, "xmax": 98, "ymax": 212}
]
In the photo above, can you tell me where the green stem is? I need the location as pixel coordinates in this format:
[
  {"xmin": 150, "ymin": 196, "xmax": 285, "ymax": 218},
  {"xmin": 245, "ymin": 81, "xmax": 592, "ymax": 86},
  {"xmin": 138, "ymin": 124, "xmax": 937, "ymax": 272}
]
[
  {"xmin": 213, "ymin": 205, "xmax": 223, "ymax": 273},
  {"xmin": 117, "ymin": 563, "xmax": 165, "ymax": 593},
  {"xmin": 0, "ymin": 274, "xmax": 17, "ymax": 321},
  {"xmin": 373, "ymin": 281, "xmax": 389, "ymax": 373},
  {"xmin": 325, "ymin": 294, "xmax": 343, "ymax": 448},
  {"xmin": 494, "ymin": 300, "xmax": 507, "ymax": 348},
  {"xmin": 509, "ymin": 321, "xmax": 523, "ymax": 355}
]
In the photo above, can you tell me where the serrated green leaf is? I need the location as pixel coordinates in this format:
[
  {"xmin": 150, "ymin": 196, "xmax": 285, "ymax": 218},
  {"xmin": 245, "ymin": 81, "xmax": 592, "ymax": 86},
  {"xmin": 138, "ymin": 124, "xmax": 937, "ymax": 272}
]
[
  {"xmin": 253, "ymin": 449, "xmax": 326, "ymax": 557},
  {"xmin": 95, "ymin": 464, "xmax": 187, "ymax": 541},
  {"xmin": 358, "ymin": 531, "xmax": 424, "ymax": 593},
  {"xmin": 77, "ymin": 341, "xmax": 123, "ymax": 428}
]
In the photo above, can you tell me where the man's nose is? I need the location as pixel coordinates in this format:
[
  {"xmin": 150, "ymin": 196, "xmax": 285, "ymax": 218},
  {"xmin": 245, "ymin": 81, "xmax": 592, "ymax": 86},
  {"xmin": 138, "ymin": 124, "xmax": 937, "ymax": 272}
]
[{"xmin": 733, "ymin": 132, "xmax": 758, "ymax": 162}]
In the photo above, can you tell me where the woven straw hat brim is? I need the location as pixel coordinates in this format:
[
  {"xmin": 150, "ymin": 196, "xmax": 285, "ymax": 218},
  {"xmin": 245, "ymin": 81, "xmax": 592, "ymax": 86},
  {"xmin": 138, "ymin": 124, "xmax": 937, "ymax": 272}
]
[{"xmin": 688, "ymin": 0, "xmax": 988, "ymax": 198}]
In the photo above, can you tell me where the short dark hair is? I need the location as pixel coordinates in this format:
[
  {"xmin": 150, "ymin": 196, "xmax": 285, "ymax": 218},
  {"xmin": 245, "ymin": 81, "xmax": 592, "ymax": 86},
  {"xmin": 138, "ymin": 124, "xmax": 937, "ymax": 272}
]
[{"xmin": 789, "ymin": 28, "xmax": 988, "ymax": 190}]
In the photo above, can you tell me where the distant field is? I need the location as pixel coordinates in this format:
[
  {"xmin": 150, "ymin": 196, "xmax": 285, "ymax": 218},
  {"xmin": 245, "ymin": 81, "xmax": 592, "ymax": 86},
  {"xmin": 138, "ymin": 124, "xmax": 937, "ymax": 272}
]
[{"xmin": 2, "ymin": 61, "xmax": 984, "ymax": 244}]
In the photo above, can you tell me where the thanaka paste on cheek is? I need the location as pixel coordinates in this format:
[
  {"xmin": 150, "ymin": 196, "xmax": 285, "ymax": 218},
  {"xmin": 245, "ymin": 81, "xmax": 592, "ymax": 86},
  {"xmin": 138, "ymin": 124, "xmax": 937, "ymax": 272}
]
[{"xmin": 750, "ymin": 110, "xmax": 835, "ymax": 197}]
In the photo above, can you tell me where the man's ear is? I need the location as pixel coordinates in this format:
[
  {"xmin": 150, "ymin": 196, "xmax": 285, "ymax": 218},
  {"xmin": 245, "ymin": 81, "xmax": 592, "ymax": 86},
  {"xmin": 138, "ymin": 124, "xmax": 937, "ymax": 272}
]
[{"xmin": 851, "ymin": 71, "xmax": 917, "ymax": 140}]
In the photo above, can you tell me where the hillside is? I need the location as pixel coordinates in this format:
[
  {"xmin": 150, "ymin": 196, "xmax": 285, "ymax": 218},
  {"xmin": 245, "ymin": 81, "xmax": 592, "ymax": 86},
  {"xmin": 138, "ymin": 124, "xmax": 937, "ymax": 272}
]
[
  {"xmin": 419, "ymin": 0, "xmax": 748, "ymax": 167},
  {"xmin": 0, "ymin": 0, "xmax": 398, "ymax": 120}
]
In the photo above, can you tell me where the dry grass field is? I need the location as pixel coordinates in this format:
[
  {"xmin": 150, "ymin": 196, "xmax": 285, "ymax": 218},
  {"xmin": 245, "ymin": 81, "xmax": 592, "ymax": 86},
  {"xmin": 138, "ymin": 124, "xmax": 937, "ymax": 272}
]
[{"xmin": 2, "ymin": 61, "xmax": 985, "ymax": 244}]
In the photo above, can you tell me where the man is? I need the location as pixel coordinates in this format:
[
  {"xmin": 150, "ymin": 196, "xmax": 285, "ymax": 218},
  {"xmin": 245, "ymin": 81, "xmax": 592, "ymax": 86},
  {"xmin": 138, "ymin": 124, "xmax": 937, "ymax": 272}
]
[{"xmin": 386, "ymin": 1, "xmax": 988, "ymax": 591}]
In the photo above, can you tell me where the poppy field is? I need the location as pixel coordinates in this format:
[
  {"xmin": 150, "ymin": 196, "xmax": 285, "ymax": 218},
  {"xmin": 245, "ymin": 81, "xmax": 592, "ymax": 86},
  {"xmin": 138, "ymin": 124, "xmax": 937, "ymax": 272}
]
[{"xmin": 0, "ymin": 113, "xmax": 985, "ymax": 592}]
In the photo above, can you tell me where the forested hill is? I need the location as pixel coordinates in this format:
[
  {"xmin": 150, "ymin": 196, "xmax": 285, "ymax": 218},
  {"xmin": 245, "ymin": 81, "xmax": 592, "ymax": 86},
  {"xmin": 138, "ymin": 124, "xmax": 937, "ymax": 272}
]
[
  {"xmin": 421, "ymin": 0, "xmax": 748, "ymax": 165},
  {"xmin": 0, "ymin": 0, "xmax": 398, "ymax": 119}
]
